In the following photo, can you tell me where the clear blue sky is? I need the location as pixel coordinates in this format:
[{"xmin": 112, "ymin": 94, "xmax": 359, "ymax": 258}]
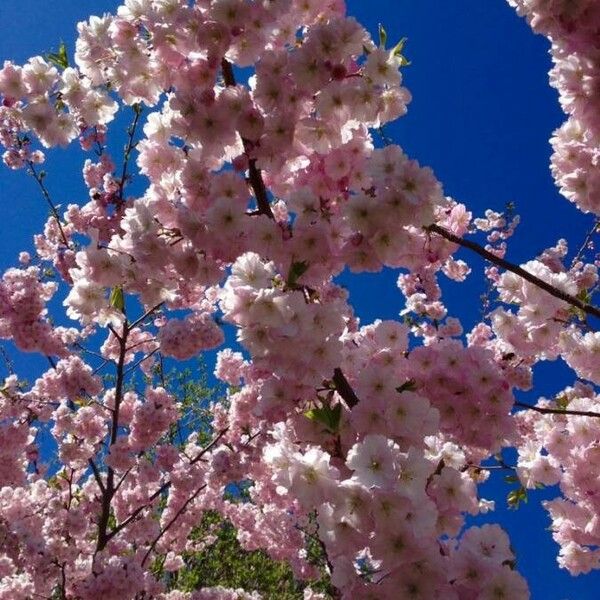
[{"xmin": 0, "ymin": 1, "xmax": 598, "ymax": 598}]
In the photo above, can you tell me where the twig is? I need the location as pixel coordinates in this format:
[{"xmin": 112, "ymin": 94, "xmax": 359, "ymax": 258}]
[
  {"xmin": 124, "ymin": 347, "xmax": 159, "ymax": 377},
  {"xmin": 127, "ymin": 302, "xmax": 164, "ymax": 332},
  {"xmin": 88, "ymin": 459, "xmax": 106, "ymax": 494},
  {"xmin": 570, "ymin": 218, "xmax": 599, "ymax": 269},
  {"xmin": 27, "ymin": 161, "xmax": 70, "ymax": 247},
  {"xmin": 102, "ymin": 429, "xmax": 228, "ymax": 544}
]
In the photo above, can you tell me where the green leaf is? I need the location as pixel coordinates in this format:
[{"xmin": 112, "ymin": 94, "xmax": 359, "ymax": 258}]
[
  {"xmin": 555, "ymin": 394, "xmax": 569, "ymax": 410},
  {"xmin": 576, "ymin": 289, "xmax": 591, "ymax": 304},
  {"xmin": 378, "ymin": 23, "xmax": 387, "ymax": 48},
  {"xmin": 286, "ymin": 261, "xmax": 309, "ymax": 288},
  {"xmin": 391, "ymin": 37, "xmax": 407, "ymax": 57},
  {"xmin": 507, "ymin": 486, "xmax": 528, "ymax": 509},
  {"xmin": 304, "ymin": 404, "xmax": 342, "ymax": 433},
  {"xmin": 391, "ymin": 37, "xmax": 411, "ymax": 66},
  {"xmin": 109, "ymin": 286, "xmax": 125, "ymax": 312},
  {"xmin": 46, "ymin": 41, "xmax": 69, "ymax": 70},
  {"xmin": 395, "ymin": 379, "xmax": 417, "ymax": 394}
]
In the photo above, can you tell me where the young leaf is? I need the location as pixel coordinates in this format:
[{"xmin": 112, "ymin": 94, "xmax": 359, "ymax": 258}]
[
  {"xmin": 304, "ymin": 404, "xmax": 342, "ymax": 433},
  {"xmin": 286, "ymin": 260, "xmax": 309, "ymax": 288},
  {"xmin": 391, "ymin": 37, "xmax": 411, "ymax": 66},
  {"xmin": 109, "ymin": 286, "xmax": 125, "ymax": 312},
  {"xmin": 507, "ymin": 486, "xmax": 528, "ymax": 510},
  {"xmin": 378, "ymin": 23, "xmax": 387, "ymax": 48},
  {"xmin": 391, "ymin": 37, "xmax": 407, "ymax": 57},
  {"xmin": 46, "ymin": 41, "xmax": 69, "ymax": 70}
]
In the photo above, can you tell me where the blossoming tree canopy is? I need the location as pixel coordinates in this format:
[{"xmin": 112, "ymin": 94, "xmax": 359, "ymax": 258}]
[{"xmin": 0, "ymin": 0, "xmax": 599, "ymax": 598}]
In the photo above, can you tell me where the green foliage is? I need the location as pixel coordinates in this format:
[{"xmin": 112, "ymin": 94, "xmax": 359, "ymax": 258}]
[
  {"xmin": 46, "ymin": 41, "xmax": 69, "ymax": 70},
  {"xmin": 286, "ymin": 260, "xmax": 309, "ymax": 289},
  {"xmin": 555, "ymin": 394, "xmax": 569, "ymax": 411},
  {"xmin": 109, "ymin": 286, "xmax": 125, "ymax": 312},
  {"xmin": 376, "ymin": 23, "xmax": 410, "ymax": 66},
  {"xmin": 163, "ymin": 511, "xmax": 333, "ymax": 599},
  {"xmin": 391, "ymin": 37, "xmax": 411, "ymax": 66},
  {"xmin": 159, "ymin": 360, "xmax": 225, "ymax": 447},
  {"xmin": 146, "ymin": 368, "xmax": 334, "ymax": 597},
  {"xmin": 304, "ymin": 403, "xmax": 342, "ymax": 434},
  {"xmin": 507, "ymin": 485, "xmax": 528, "ymax": 509}
]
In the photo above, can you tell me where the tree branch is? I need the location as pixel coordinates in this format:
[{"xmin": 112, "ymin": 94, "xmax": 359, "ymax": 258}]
[
  {"xmin": 514, "ymin": 401, "xmax": 600, "ymax": 418},
  {"xmin": 117, "ymin": 103, "xmax": 142, "ymax": 203},
  {"xmin": 426, "ymin": 224, "xmax": 600, "ymax": 321},
  {"xmin": 220, "ymin": 59, "xmax": 274, "ymax": 220},
  {"xmin": 140, "ymin": 482, "xmax": 207, "ymax": 567},
  {"xmin": 88, "ymin": 459, "xmax": 105, "ymax": 494},
  {"xmin": 102, "ymin": 429, "xmax": 228, "ymax": 545},
  {"xmin": 332, "ymin": 368, "xmax": 360, "ymax": 409},
  {"xmin": 95, "ymin": 323, "xmax": 129, "ymax": 552}
]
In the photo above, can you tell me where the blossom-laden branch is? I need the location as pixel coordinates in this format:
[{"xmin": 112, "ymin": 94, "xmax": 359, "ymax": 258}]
[
  {"xmin": 220, "ymin": 59, "xmax": 274, "ymax": 220},
  {"xmin": 426, "ymin": 223, "xmax": 600, "ymax": 321},
  {"xmin": 100, "ymin": 429, "xmax": 228, "ymax": 546},
  {"xmin": 140, "ymin": 482, "xmax": 207, "ymax": 567}
]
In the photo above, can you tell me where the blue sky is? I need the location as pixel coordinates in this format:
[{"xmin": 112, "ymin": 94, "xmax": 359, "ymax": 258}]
[{"xmin": 0, "ymin": 1, "xmax": 598, "ymax": 597}]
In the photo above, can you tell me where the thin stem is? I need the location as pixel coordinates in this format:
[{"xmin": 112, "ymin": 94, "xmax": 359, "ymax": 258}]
[
  {"xmin": 426, "ymin": 224, "xmax": 600, "ymax": 321},
  {"xmin": 128, "ymin": 302, "xmax": 164, "ymax": 332},
  {"xmin": 140, "ymin": 482, "xmax": 207, "ymax": 567},
  {"xmin": 570, "ymin": 218, "xmax": 599, "ymax": 269},
  {"xmin": 27, "ymin": 161, "xmax": 70, "ymax": 247},
  {"xmin": 117, "ymin": 104, "xmax": 142, "ymax": 202},
  {"xmin": 102, "ymin": 429, "xmax": 228, "ymax": 544},
  {"xmin": 124, "ymin": 347, "xmax": 159, "ymax": 377}
]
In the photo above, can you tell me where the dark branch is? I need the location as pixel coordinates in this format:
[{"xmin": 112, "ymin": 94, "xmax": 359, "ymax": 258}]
[
  {"xmin": 88, "ymin": 459, "xmax": 105, "ymax": 494},
  {"xmin": 332, "ymin": 368, "xmax": 360, "ymax": 408},
  {"xmin": 220, "ymin": 59, "xmax": 274, "ymax": 220},
  {"xmin": 140, "ymin": 483, "xmax": 207, "ymax": 566},
  {"xmin": 117, "ymin": 104, "xmax": 142, "ymax": 202},
  {"xmin": 514, "ymin": 401, "xmax": 600, "ymax": 418},
  {"xmin": 95, "ymin": 323, "xmax": 129, "ymax": 552},
  {"xmin": 426, "ymin": 224, "xmax": 600, "ymax": 321}
]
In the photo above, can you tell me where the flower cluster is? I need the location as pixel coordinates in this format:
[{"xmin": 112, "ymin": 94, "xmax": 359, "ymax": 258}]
[{"xmin": 508, "ymin": 0, "xmax": 600, "ymax": 214}]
